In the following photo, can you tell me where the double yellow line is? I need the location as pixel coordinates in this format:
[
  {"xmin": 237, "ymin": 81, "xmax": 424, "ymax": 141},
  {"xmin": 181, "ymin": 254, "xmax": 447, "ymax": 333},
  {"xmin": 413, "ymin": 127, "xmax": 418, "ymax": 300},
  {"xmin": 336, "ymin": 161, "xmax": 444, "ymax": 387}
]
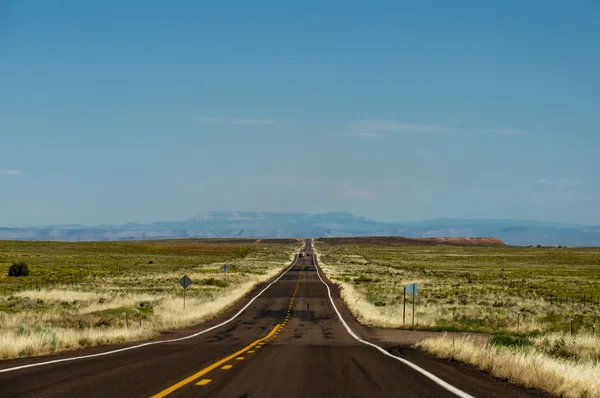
[
  {"xmin": 283, "ymin": 274, "xmax": 301, "ymax": 327},
  {"xmin": 151, "ymin": 274, "xmax": 303, "ymax": 397},
  {"xmin": 151, "ymin": 323, "xmax": 281, "ymax": 398}
]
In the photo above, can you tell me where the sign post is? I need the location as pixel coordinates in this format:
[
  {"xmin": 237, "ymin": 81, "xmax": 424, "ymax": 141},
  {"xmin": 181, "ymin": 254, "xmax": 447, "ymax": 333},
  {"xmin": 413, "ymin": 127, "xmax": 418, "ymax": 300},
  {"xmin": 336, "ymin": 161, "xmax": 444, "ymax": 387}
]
[
  {"xmin": 404, "ymin": 282, "xmax": 418, "ymax": 325},
  {"xmin": 179, "ymin": 274, "xmax": 192, "ymax": 309},
  {"xmin": 403, "ymin": 286, "xmax": 406, "ymax": 324},
  {"xmin": 221, "ymin": 264, "xmax": 229, "ymax": 282}
]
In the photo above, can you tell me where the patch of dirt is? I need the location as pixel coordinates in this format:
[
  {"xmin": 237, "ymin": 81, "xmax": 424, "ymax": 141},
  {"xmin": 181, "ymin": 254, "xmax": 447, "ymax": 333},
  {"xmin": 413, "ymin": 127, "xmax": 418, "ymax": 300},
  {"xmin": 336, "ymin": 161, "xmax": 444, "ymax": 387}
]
[
  {"xmin": 422, "ymin": 237, "xmax": 505, "ymax": 246},
  {"xmin": 258, "ymin": 239, "xmax": 301, "ymax": 244},
  {"xmin": 366, "ymin": 328, "xmax": 491, "ymax": 347},
  {"xmin": 317, "ymin": 236, "xmax": 505, "ymax": 247},
  {"xmin": 341, "ymin": 255, "xmax": 370, "ymax": 264}
]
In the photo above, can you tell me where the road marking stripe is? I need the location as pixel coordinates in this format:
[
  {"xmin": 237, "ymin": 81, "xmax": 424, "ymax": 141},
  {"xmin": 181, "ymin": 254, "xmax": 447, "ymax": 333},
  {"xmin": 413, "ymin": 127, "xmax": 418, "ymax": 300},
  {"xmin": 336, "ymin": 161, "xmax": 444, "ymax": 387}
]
[
  {"xmin": 195, "ymin": 379, "xmax": 211, "ymax": 386},
  {"xmin": 150, "ymin": 324, "xmax": 281, "ymax": 398},
  {"xmin": 311, "ymin": 241, "xmax": 475, "ymax": 398},
  {"xmin": 221, "ymin": 365, "xmax": 232, "ymax": 370},
  {"xmin": 236, "ymin": 357, "xmax": 245, "ymax": 360},
  {"xmin": 0, "ymin": 251, "xmax": 304, "ymax": 374}
]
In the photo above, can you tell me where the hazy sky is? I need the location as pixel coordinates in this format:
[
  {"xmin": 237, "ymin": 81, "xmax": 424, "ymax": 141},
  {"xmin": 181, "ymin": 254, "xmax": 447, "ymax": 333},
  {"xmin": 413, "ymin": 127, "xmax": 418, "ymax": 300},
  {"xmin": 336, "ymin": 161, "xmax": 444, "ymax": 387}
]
[{"xmin": 1, "ymin": 1, "xmax": 599, "ymax": 227}]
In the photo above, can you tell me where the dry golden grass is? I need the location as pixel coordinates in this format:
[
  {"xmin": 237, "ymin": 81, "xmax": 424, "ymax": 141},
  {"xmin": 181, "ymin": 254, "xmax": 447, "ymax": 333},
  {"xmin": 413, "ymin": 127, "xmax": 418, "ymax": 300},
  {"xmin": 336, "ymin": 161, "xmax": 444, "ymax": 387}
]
[
  {"xmin": 316, "ymin": 248, "xmax": 425, "ymax": 328},
  {"xmin": 530, "ymin": 331, "xmax": 600, "ymax": 362},
  {"xmin": 417, "ymin": 335, "xmax": 600, "ymax": 398},
  {"xmin": 0, "ymin": 242, "xmax": 301, "ymax": 359},
  {"xmin": 152, "ymin": 267, "xmax": 286, "ymax": 329},
  {"xmin": 314, "ymin": 239, "xmax": 600, "ymax": 396},
  {"xmin": 313, "ymin": 240, "xmax": 600, "ymax": 335},
  {"xmin": 0, "ymin": 325, "xmax": 156, "ymax": 359}
]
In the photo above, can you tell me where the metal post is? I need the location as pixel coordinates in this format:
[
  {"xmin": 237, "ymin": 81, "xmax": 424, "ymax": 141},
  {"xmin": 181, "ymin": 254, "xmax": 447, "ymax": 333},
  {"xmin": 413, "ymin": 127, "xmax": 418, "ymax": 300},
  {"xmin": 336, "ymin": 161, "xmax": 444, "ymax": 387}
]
[
  {"xmin": 125, "ymin": 313, "xmax": 129, "ymax": 329},
  {"xmin": 412, "ymin": 291, "xmax": 415, "ymax": 325},
  {"xmin": 570, "ymin": 319, "xmax": 573, "ymax": 337},
  {"xmin": 517, "ymin": 312, "xmax": 520, "ymax": 330},
  {"xmin": 183, "ymin": 289, "xmax": 186, "ymax": 310},
  {"xmin": 403, "ymin": 287, "xmax": 406, "ymax": 324}
]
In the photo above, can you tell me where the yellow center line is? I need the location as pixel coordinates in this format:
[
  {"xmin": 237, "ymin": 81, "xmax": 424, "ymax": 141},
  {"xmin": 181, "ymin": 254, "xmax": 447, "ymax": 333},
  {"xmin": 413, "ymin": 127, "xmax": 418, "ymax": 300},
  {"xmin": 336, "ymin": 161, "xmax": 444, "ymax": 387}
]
[
  {"xmin": 151, "ymin": 270, "xmax": 304, "ymax": 397},
  {"xmin": 282, "ymin": 275, "xmax": 301, "ymax": 329},
  {"xmin": 150, "ymin": 323, "xmax": 281, "ymax": 398}
]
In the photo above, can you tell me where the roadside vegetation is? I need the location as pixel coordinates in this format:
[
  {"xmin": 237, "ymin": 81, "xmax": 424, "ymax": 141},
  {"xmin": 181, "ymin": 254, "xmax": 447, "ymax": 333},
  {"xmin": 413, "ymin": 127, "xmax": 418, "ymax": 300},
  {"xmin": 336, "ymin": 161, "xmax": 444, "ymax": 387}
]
[
  {"xmin": 313, "ymin": 239, "xmax": 600, "ymax": 397},
  {"xmin": 416, "ymin": 334, "xmax": 599, "ymax": 398},
  {"xmin": 0, "ymin": 239, "xmax": 301, "ymax": 359}
]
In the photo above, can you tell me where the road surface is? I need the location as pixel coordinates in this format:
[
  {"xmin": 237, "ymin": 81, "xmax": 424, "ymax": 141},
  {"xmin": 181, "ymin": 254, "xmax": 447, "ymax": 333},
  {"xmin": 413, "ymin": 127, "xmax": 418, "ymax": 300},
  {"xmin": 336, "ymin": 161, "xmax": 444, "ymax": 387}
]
[{"xmin": 0, "ymin": 240, "xmax": 548, "ymax": 397}]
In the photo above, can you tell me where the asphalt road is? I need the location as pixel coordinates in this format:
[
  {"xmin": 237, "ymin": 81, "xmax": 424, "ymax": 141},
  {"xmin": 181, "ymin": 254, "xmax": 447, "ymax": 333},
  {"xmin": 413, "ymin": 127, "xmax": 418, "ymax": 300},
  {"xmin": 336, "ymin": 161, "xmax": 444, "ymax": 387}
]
[{"xmin": 0, "ymin": 240, "xmax": 548, "ymax": 398}]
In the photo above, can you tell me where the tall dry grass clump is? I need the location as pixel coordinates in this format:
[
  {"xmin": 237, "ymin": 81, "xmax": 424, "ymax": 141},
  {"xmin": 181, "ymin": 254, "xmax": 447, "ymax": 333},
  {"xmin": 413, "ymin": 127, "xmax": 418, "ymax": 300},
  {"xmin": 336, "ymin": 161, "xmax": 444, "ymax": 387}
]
[
  {"xmin": 153, "ymin": 268, "xmax": 285, "ymax": 329},
  {"xmin": 530, "ymin": 331, "xmax": 600, "ymax": 362},
  {"xmin": 417, "ymin": 335, "xmax": 600, "ymax": 398},
  {"xmin": 0, "ymin": 324, "xmax": 156, "ymax": 359},
  {"xmin": 314, "ymin": 246, "xmax": 423, "ymax": 328}
]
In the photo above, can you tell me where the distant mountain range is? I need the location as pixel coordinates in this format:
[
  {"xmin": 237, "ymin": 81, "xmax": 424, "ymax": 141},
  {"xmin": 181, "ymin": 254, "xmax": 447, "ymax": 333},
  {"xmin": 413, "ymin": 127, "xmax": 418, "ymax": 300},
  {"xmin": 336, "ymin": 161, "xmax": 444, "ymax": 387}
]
[{"xmin": 1, "ymin": 211, "xmax": 600, "ymax": 247}]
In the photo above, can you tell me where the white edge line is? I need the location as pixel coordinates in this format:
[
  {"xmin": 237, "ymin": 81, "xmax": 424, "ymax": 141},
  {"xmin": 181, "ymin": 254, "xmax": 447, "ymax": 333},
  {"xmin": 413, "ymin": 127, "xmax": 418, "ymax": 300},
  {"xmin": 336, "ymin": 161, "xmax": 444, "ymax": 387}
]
[
  {"xmin": 0, "ymin": 249, "xmax": 303, "ymax": 374},
  {"xmin": 311, "ymin": 240, "xmax": 476, "ymax": 398}
]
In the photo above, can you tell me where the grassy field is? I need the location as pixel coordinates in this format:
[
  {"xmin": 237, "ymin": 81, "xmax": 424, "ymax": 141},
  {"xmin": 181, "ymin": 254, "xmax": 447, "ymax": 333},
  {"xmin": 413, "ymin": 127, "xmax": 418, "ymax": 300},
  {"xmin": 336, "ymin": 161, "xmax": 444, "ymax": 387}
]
[
  {"xmin": 313, "ymin": 238, "xmax": 600, "ymax": 397},
  {"xmin": 313, "ymin": 239, "xmax": 600, "ymax": 334},
  {"xmin": 0, "ymin": 239, "xmax": 302, "ymax": 359}
]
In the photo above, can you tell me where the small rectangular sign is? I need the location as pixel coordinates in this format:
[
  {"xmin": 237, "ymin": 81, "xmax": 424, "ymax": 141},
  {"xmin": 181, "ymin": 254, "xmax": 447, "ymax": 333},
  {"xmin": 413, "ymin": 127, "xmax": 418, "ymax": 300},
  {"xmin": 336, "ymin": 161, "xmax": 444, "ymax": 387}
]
[
  {"xmin": 221, "ymin": 264, "xmax": 229, "ymax": 272},
  {"xmin": 405, "ymin": 282, "xmax": 417, "ymax": 295},
  {"xmin": 179, "ymin": 274, "xmax": 192, "ymax": 289}
]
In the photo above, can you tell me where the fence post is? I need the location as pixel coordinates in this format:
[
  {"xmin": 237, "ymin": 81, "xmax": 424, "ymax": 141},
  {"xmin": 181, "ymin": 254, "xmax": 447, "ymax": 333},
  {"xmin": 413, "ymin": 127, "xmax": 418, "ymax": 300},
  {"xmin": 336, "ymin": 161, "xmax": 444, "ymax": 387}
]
[
  {"xmin": 570, "ymin": 319, "xmax": 573, "ymax": 337},
  {"xmin": 402, "ymin": 287, "xmax": 406, "ymax": 325}
]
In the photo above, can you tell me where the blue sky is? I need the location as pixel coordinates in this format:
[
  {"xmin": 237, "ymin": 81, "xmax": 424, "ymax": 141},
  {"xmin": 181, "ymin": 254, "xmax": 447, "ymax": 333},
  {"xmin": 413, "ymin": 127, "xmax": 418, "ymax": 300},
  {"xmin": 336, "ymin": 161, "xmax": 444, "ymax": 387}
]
[{"xmin": 1, "ymin": 1, "xmax": 599, "ymax": 227}]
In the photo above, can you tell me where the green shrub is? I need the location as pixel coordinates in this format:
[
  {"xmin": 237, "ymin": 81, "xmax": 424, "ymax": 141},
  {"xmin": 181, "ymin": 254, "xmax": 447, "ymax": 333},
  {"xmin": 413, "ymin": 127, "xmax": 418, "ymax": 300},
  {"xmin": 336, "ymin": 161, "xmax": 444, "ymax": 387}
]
[
  {"xmin": 17, "ymin": 323, "xmax": 58, "ymax": 349},
  {"xmin": 200, "ymin": 278, "xmax": 228, "ymax": 288},
  {"xmin": 546, "ymin": 337, "xmax": 576, "ymax": 359},
  {"xmin": 353, "ymin": 275, "xmax": 374, "ymax": 284},
  {"xmin": 490, "ymin": 334, "xmax": 532, "ymax": 348},
  {"xmin": 8, "ymin": 262, "xmax": 29, "ymax": 277}
]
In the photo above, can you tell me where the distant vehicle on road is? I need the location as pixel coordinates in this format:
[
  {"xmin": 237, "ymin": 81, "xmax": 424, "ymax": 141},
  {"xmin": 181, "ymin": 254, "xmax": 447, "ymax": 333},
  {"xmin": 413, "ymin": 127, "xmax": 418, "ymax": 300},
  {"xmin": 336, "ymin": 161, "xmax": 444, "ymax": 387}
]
[{"xmin": 299, "ymin": 252, "xmax": 305, "ymax": 257}]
